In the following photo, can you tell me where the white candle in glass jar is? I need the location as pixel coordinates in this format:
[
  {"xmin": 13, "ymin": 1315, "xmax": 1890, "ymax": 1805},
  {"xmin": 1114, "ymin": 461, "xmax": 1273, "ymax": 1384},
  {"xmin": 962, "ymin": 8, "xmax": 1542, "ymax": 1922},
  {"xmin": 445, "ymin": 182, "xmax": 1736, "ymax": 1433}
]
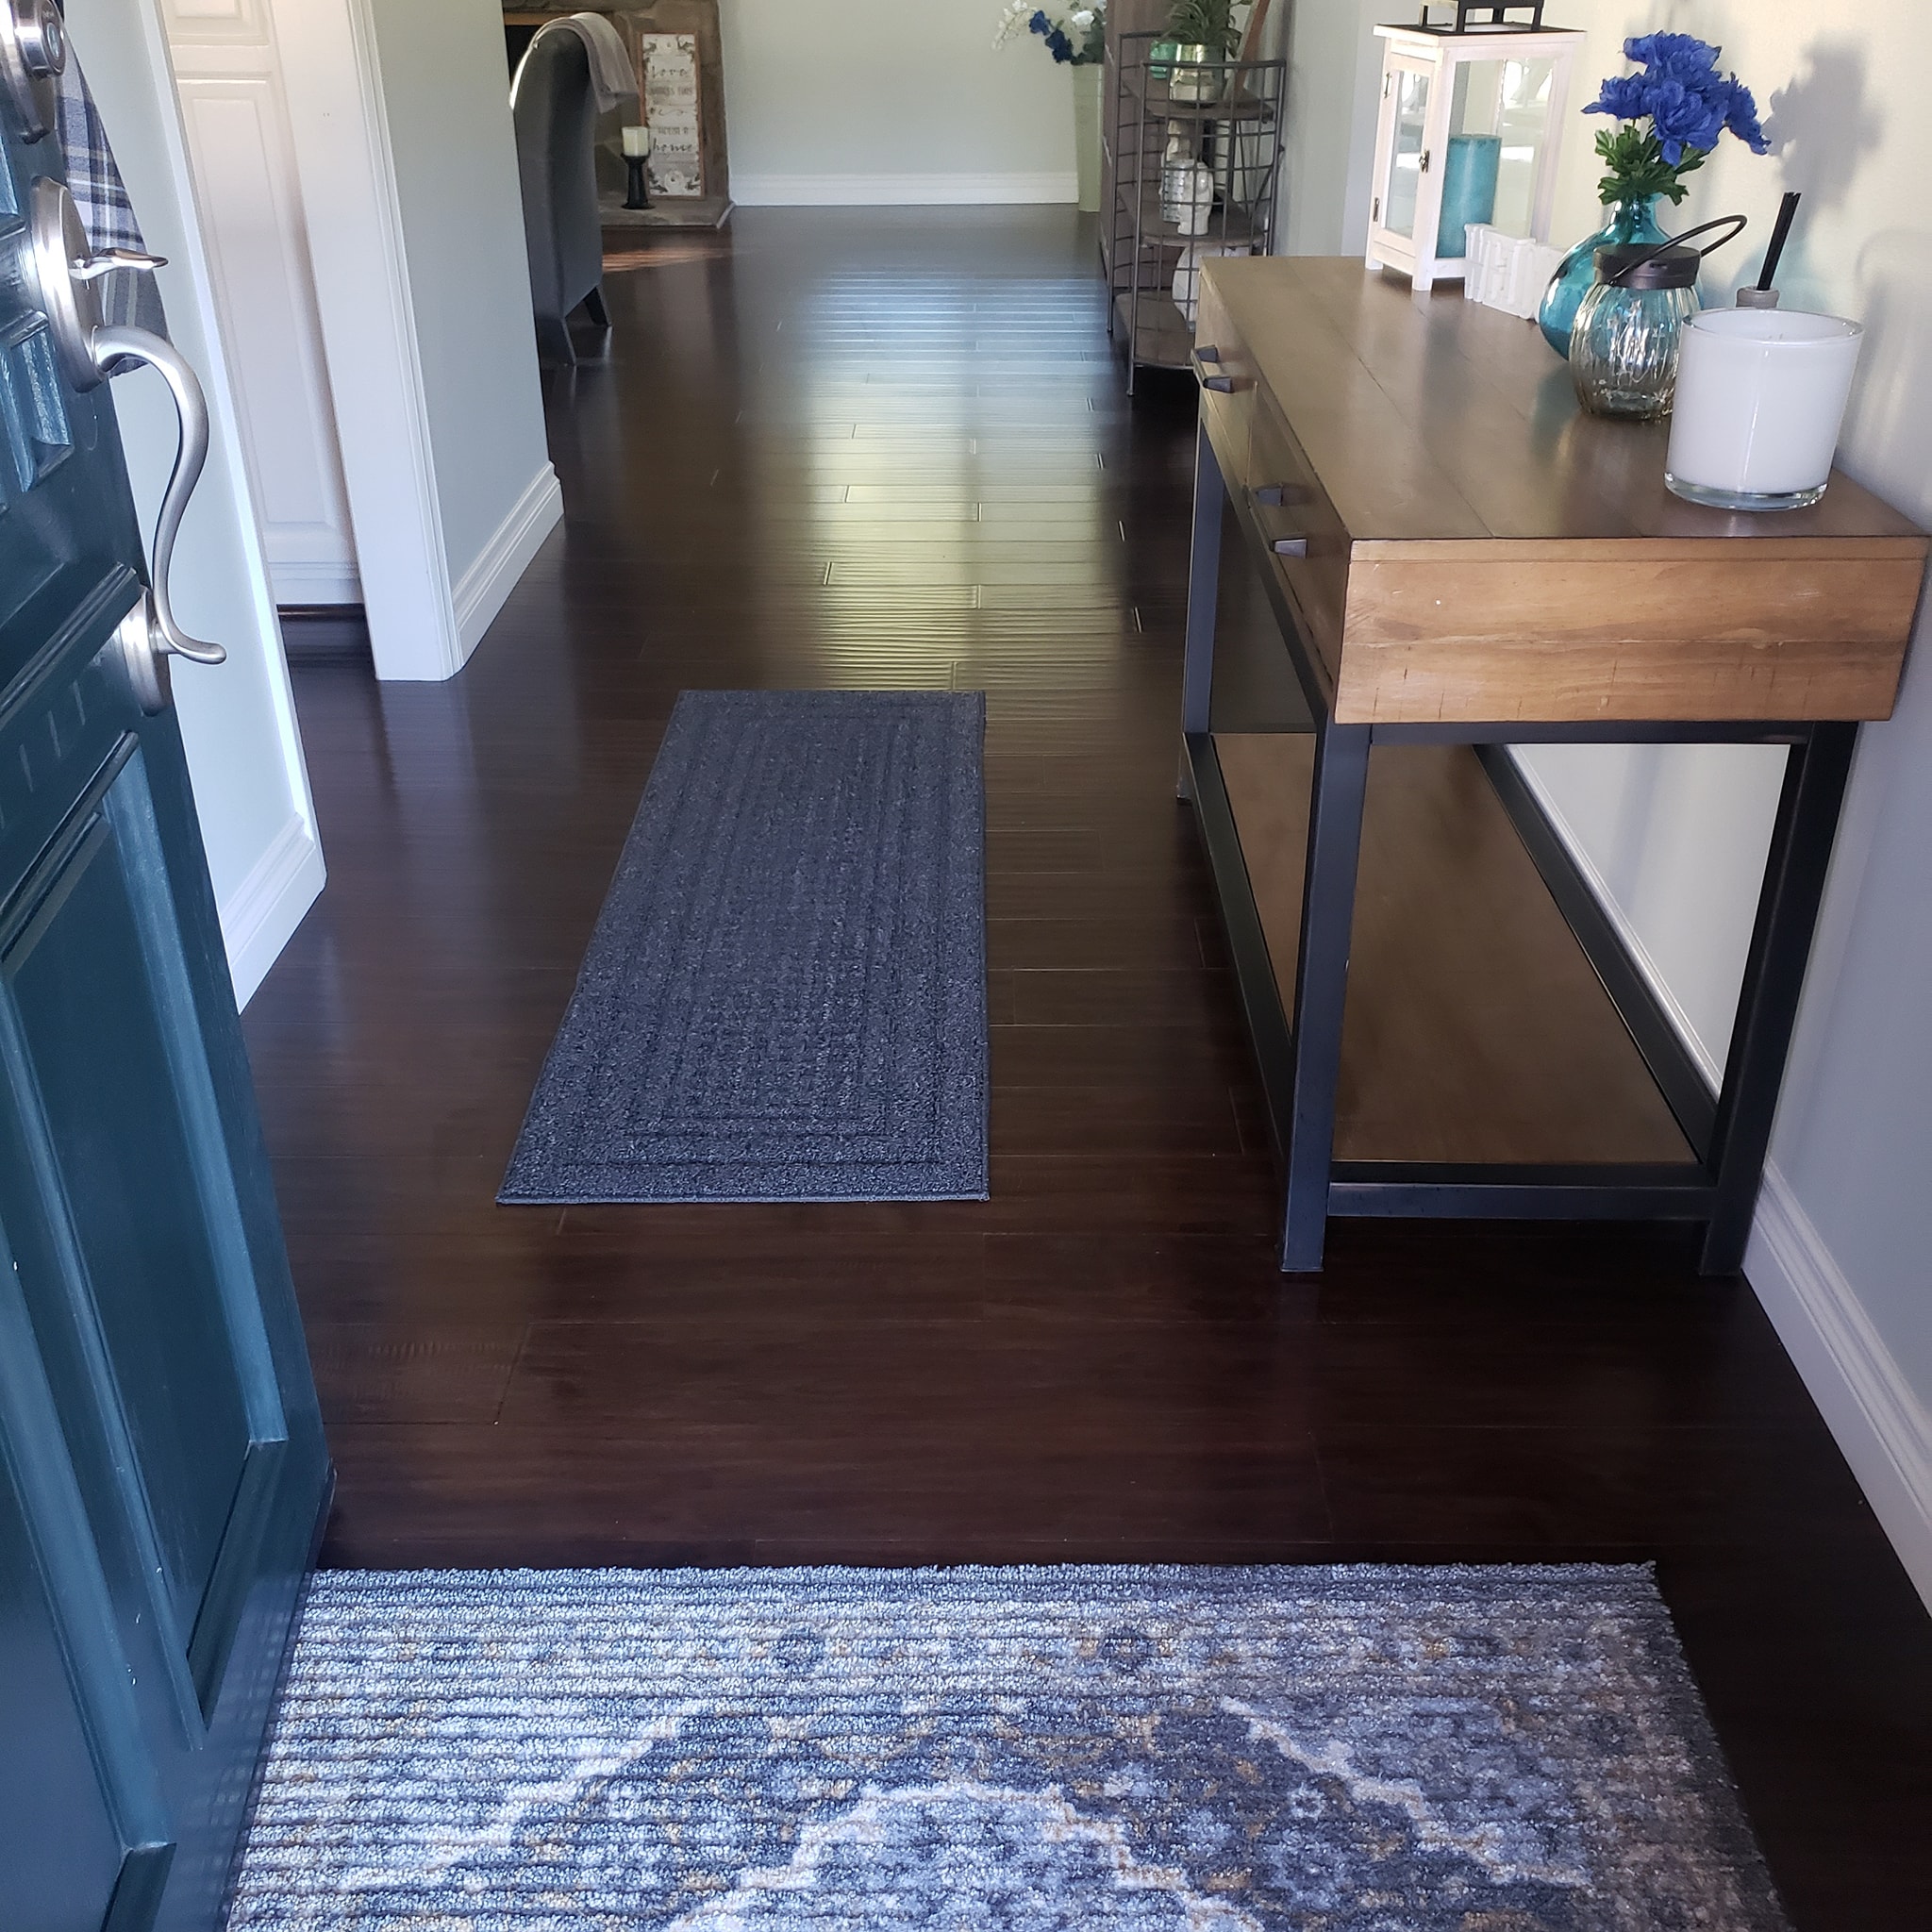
[
  {"xmin": 1665, "ymin": 309, "xmax": 1863, "ymax": 511},
  {"xmin": 622, "ymin": 125, "xmax": 652, "ymax": 158}
]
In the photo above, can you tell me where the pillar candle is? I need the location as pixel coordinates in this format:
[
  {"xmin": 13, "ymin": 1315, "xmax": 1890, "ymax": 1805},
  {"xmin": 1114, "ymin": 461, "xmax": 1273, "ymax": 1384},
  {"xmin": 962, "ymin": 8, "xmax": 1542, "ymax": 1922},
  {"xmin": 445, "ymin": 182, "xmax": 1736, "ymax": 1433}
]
[
  {"xmin": 1665, "ymin": 309, "xmax": 1863, "ymax": 510},
  {"xmin": 1437, "ymin": 134, "xmax": 1500, "ymax": 260},
  {"xmin": 622, "ymin": 125, "xmax": 652, "ymax": 158}
]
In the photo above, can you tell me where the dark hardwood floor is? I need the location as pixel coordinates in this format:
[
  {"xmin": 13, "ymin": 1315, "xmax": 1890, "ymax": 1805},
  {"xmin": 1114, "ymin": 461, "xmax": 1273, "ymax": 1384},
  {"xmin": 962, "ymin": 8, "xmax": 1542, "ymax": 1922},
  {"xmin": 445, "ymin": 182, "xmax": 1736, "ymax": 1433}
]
[{"xmin": 245, "ymin": 210, "xmax": 1931, "ymax": 1927}]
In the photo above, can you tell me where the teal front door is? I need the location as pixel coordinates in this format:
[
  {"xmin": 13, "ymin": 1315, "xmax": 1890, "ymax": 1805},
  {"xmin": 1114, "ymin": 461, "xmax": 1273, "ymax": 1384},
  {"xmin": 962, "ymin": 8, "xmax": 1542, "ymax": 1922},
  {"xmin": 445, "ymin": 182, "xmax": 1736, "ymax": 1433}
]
[{"xmin": 0, "ymin": 14, "xmax": 330, "ymax": 1931}]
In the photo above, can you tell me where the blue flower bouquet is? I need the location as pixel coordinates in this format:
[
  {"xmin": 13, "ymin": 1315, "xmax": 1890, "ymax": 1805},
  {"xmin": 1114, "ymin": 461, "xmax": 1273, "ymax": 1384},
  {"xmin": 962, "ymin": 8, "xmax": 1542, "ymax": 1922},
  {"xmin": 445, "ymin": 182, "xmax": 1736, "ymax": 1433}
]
[
  {"xmin": 1586, "ymin": 31, "xmax": 1768, "ymax": 207},
  {"xmin": 1538, "ymin": 32, "xmax": 1769, "ymax": 355},
  {"xmin": 995, "ymin": 4, "xmax": 1107, "ymax": 66}
]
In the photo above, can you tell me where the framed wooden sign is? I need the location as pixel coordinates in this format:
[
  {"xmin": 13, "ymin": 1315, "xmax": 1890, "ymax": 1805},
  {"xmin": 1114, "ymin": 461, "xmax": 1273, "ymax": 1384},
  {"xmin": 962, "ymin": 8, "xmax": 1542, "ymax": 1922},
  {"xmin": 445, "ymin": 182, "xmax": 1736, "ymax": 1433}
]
[
  {"xmin": 614, "ymin": 2, "xmax": 729, "ymax": 204},
  {"xmin": 639, "ymin": 32, "xmax": 703, "ymax": 195}
]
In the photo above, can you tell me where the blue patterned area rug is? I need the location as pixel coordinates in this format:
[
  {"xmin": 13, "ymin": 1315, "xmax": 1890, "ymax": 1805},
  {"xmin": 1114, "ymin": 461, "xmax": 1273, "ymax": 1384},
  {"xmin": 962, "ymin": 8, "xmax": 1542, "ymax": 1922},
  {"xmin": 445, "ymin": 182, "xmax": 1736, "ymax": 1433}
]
[
  {"xmin": 500, "ymin": 690, "xmax": 987, "ymax": 1202},
  {"xmin": 228, "ymin": 1565, "xmax": 1787, "ymax": 1930}
]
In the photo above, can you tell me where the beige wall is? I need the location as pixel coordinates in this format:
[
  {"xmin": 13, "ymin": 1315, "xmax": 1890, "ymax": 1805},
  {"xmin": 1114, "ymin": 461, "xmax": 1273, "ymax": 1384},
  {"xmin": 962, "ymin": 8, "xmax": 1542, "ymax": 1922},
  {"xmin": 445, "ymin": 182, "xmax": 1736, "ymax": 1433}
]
[
  {"xmin": 1524, "ymin": 0, "xmax": 1932, "ymax": 1604},
  {"xmin": 365, "ymin": 0, "xmax": 553, "ymax": 583},
  {"xmin": 720, "ymin": 0, "xmax": 1079, "ymax": 202}
]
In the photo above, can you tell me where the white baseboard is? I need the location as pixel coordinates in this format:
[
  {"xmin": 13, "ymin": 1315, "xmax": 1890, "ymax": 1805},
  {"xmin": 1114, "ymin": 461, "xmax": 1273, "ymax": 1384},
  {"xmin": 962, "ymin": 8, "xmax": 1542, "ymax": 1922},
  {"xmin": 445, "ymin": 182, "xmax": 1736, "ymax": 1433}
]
[
  {"xmin": 221, "ymin": 813, "xmax": 325, "ymax": 1009},
  {"xmin": 732, "ymin": 172, "xmax": 1078, "ymax": 207},
  {"xmin": 1508, "ymin": 750, "xmax": 1932, "ymax": 1610},
  {"xmin": 453, "ymin": 463, "xmax": 565, "ymax": 659},
  {"xmin": 268, "ymin": 558, "xmax": 362, "ymax": 606},
  {"xmin": 1747, "ymin": 1166, "xmax": 1932, "ymax": 1611},
  {"xmin": 1507, "ymin": 751, "xmax": 1725, "ymax": 1086}
]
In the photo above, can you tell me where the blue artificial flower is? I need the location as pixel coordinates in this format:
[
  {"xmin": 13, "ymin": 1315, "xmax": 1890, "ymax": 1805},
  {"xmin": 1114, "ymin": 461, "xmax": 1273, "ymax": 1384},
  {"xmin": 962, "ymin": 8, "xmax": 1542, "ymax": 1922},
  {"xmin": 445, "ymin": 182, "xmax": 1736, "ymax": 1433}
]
[
  {"xmin": 1584, "ymin": 73, "xmax": 1651, "ymax": 119},
  {"xmin": 1030, "ymin": 9, "xmax": 1075, "ymax": 62},
  {"xmin": 1586, "ymin": 29, "xmax": 1768, "ymax": 163},
  {"xmin": 1643, "ymin": 76, "xmax": 1725, "ymax": 164},
  {"xmin": 1720, "ymin": 74, "xmax": 1771, "ymax": 154},
  {"xmin": 1624, "ymin": 31, "xmax": 1721, "ymax": 78}
]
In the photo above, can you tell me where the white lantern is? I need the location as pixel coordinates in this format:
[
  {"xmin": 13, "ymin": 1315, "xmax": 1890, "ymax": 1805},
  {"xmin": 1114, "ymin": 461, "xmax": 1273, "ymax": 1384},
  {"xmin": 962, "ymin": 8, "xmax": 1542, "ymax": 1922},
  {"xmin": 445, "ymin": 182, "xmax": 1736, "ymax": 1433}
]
[{"xmin": 1365, "ymin": 4, "xmax": 1584, "ymax": 293}]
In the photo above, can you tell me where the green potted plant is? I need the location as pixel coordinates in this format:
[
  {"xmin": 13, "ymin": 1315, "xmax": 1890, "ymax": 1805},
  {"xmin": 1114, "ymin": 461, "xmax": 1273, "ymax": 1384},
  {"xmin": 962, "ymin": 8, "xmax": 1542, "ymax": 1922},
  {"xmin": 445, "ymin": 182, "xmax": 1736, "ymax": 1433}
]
[{"xmin": 1165, "ymin": 0, "xmax": 1240, "ymax": 100}]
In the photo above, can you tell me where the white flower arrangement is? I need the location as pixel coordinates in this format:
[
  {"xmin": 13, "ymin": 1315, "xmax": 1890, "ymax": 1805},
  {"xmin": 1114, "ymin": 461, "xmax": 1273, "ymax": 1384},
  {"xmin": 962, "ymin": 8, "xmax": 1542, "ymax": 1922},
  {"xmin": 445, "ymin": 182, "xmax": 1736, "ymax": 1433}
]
[{"xmin": 994, "ymin": 4, "xmax": 1106, "ymax": 66}]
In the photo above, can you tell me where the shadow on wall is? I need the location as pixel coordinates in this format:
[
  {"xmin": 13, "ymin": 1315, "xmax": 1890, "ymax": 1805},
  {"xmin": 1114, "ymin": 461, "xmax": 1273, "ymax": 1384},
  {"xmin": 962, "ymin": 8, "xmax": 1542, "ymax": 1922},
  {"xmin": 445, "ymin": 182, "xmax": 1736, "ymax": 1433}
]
[
  {"xmin": 1847, "ymin": 229, "xmax": 1932, "ymax": 523},
  {"xmin": 1764, "ymin": 41, "xmax": 1882, "ymax": 284},
  {"xmin": 1762, "ymin": 38, "xmax": 1929, "ymax": 520}
]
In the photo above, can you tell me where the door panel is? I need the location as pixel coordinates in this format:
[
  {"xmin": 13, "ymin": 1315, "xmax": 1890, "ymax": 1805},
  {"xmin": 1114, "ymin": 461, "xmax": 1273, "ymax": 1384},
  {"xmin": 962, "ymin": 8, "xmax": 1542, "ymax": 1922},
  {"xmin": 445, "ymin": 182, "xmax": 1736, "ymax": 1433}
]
[
  {"xmin": 0, "ymin": 12, "xmax": 331, "ymax": 1930},
  {"xmin": 1, "ymin": 739, "xmax": 293, "ymax": 1712},
  {"xmin": 0, "ymin": 1418, "xmax": 128, "ymax": 1932},
  {"xmin": 0, "ymin": 1208, "xmax": 175, "ymax": 1932},
  {"xmin": 8, "ymin": 802, "xmax": 256, "ymax": 1636}
]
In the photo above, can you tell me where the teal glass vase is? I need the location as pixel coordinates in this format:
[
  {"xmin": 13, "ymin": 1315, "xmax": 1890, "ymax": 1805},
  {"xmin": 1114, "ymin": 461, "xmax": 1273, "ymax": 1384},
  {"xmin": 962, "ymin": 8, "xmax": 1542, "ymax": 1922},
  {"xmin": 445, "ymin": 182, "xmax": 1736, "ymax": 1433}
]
[{"xmin": 1537, "ymin": 195, "xmax": 1672, "ymax": 357}]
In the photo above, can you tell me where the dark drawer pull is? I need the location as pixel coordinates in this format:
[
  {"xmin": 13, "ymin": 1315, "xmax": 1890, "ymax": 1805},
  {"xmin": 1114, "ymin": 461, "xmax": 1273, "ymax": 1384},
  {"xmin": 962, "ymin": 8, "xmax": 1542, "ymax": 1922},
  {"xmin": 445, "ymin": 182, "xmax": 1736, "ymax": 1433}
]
[
  {"xmin": 1254, "ymin": 483, "xmax": 1312, "ymax": 508},
  {"xmin": 1272, "ymin": 536, "xmax": 1308, "ymax": 558},
  {"xmin": 1196, "ymin": 344, "xmax": 1222, "ymax": 361},
  {"xmin": 1191, "ymin": 350, "xmax": 1234, "ymax": 392}
]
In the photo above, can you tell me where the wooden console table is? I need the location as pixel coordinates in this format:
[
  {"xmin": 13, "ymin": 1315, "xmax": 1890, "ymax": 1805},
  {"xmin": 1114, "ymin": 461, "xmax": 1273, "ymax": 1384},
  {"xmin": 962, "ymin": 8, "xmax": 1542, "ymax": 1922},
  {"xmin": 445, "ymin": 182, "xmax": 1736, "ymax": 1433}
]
[{"xmin": 1184, "ymin": 258, "xmax": 1926, "ymax": 1273}]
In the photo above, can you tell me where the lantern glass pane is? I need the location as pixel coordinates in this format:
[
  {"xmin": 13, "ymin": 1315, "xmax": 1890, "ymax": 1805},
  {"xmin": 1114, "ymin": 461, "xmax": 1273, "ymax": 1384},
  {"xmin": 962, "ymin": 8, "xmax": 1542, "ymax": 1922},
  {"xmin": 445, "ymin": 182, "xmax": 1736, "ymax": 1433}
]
[
  {"xmin": 1449, "ymin": 56, "xmax": 1555, "ymax": 239},
  {"xmin": 1383, "ymin": 67, "xmax": 1430, "ymax": 240}
]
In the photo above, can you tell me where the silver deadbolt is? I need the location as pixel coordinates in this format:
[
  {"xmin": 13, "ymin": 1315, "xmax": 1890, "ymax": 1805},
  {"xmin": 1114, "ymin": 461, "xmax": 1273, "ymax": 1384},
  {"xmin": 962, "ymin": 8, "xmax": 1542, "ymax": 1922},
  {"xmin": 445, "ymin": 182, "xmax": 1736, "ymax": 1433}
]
[
  {"xmin": 1, "ymin": 0, "xmax": 65, "ymax": 142},
  {"xmin": 24, "ymin": 177, "xmax": 225, "ymax": 703}
]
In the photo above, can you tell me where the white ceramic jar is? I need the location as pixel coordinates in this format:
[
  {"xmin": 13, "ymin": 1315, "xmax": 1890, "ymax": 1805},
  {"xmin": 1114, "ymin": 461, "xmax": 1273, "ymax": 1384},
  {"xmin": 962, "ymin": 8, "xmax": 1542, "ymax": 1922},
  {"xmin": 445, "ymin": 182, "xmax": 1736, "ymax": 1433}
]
[{"xmin": 1665, "ymin": 309, "xmax": 1863, "ymax": 511}]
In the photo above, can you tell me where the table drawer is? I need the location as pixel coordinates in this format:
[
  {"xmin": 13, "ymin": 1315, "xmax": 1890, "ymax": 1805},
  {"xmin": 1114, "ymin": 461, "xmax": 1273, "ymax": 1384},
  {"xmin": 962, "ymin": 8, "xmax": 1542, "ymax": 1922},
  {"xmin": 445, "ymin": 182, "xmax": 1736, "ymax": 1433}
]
[
  {"xmin": 1246, "ymin": 383, "xmax": 1348, "ymax": 691},
  {"xmin": 1193, "ymin": 277, "xmax": 1256, "ymax": 490}
]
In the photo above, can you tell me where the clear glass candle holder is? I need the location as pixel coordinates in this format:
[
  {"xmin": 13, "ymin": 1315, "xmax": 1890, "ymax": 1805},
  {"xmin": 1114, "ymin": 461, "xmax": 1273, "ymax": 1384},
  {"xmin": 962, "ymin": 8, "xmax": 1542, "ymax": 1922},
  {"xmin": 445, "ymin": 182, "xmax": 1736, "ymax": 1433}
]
[
  {"xmin": 1570, "ymin": 268, "xmax": 1699, "ymax": 421},
  {"xmin": 1665, "ymin": 310, "xmax": 1863, "ymax": 511}
]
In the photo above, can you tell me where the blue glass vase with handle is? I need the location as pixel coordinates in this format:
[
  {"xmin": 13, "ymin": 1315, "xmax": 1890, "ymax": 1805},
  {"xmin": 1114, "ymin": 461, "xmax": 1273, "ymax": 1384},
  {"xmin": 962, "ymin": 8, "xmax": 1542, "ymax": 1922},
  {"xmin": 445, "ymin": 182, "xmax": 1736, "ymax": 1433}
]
[{"xmin": 1538, "ymin": 194, "xmax": 1671, "ymax": 356}]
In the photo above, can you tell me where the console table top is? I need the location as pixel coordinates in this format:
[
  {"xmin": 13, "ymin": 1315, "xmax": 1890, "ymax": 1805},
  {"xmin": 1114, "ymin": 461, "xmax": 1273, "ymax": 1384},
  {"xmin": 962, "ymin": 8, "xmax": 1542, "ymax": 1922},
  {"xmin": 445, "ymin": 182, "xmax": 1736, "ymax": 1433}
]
[
  {"xmin": 1198, "ymin": 257, "xmax": 1922, "ymax": 546},
  {"xmin": 1194, "ymin": 258, "xmax": 1927, "ymax": 724}
]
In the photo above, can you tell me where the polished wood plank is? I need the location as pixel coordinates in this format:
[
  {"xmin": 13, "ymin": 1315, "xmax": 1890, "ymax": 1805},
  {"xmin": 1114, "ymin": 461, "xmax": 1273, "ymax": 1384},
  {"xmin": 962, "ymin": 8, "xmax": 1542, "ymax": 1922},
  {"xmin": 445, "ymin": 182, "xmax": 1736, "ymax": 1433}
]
[{"xmin": 243, "ymin": 210, "xmax": 1930, "ymax": 1930}]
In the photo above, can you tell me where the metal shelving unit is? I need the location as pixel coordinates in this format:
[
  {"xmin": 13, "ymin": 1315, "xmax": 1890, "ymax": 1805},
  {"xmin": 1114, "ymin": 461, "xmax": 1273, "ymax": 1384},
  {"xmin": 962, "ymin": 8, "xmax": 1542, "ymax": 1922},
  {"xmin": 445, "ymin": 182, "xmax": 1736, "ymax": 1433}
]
[{"xmin": 1105, "ymin": 33, "xmax": 1284, "ymax": 392}]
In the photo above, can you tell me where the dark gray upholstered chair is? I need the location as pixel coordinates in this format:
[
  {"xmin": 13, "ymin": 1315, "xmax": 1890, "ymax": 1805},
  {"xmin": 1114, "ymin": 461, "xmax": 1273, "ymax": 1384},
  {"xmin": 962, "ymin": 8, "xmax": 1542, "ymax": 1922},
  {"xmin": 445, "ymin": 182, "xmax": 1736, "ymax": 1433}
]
[{"xmin": 512, "ymin": 30, "xmax": 609, "ymax": 367}]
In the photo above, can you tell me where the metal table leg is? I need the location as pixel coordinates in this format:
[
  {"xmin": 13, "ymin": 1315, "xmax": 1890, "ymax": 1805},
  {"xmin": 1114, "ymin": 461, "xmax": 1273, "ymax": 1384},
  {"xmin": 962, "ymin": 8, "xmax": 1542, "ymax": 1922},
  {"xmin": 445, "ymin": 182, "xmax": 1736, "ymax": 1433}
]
[
  {"xmin": 1280, "ymin": 719, "xmax": 1372, "ymax": 1272},
  {"xmin": 1699, "ymin": 721, "xmax": 1858, "ymax": 1274}
]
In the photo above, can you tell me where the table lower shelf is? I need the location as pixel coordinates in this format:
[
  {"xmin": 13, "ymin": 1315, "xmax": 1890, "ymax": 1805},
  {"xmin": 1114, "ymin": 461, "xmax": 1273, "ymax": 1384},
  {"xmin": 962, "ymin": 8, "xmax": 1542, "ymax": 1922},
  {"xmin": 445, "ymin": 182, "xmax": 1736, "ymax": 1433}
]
[
  {"xmin": 1195, "ymin": 730, "xmax": 1705, "ymax": 1191},
  {"xmin": 1111, "ymin": 290, "xmax": 1194, "ymax": 373}
]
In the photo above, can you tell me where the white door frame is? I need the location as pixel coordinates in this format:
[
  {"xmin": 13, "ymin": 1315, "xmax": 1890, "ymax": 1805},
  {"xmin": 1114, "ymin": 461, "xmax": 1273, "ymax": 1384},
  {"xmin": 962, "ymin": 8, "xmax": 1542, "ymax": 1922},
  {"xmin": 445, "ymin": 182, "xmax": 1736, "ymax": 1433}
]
[{"xmin": 267, "ymin": 0, "xmax": 467, "ymax": 681}]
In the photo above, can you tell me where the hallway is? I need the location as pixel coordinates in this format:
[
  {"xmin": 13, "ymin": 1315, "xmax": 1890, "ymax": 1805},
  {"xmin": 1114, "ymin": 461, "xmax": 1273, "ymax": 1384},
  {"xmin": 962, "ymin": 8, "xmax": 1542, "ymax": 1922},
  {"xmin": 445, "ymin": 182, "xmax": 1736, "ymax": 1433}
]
[{"xmin": 242, "ymin": 209, "xmax": 1931, "ymax": 1924}]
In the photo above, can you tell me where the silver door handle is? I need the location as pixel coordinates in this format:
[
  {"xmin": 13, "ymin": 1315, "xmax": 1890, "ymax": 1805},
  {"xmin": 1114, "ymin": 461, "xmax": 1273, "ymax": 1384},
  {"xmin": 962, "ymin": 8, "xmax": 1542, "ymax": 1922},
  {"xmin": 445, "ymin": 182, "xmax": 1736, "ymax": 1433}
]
[
  {"xmin": 91, "ymin": 325, "xmax": 225, "ymax": 668},
  {"xmin": 0, "ymin": 0, "xmax": 66, "ymax": 142},
  {"xmin": 25, "ymin": 176, "xmax": 225, "ymax": 675}
]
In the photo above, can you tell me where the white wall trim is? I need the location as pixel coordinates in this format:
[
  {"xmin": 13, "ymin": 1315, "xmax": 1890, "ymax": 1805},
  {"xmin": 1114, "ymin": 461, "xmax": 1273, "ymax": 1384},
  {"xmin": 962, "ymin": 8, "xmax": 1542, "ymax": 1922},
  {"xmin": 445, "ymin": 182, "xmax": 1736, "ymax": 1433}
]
[
  {"xmin": 1747, "ymin": 1165, "xmax": 1932, "ymax": 1611},
  {"xmin": 269, "ymin": 0, "xmax": 461, "ymax": 681},
  {"xmin": 454, "ymin": 463, "xmax": 564, "ymax": 658},
  {"xmin": 270, "ymin": 559, "xmax": 363, "ymax": 605},
  {"xmin": 1508, "ymin": 750, "xmax": 1725, "ymax": 1087},
  {"xmin": 220, "ymin": 812, "xmax": 326, "ymax": 1009},
  {"xmin": 732, "ymin": 171, "xmax": 1078, "ymax": 206}
]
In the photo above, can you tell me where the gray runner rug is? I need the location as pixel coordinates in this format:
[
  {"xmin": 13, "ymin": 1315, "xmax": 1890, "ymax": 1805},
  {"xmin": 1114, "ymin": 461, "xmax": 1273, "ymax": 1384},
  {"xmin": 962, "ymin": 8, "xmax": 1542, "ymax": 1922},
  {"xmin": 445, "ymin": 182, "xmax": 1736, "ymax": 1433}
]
[
  {"xmin": 228, "ymin": 1564, "xmax": 1787, "ymax": 1931},
  {"xmin": 501, "ymin": 690, "xmax": 987, "ymax": 1202}
]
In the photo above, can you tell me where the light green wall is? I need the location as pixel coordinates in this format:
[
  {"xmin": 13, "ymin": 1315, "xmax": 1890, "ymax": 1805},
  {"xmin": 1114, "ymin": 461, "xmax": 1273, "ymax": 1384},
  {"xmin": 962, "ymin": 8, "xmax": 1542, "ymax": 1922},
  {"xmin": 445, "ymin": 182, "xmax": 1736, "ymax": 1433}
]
[
  {"xmin": 367, "ymin": 0, "xmax": 550, "ymax": 579},
  {"xmin": 720, "ymin": 0, "xmax": 1079, "ymax": 200}
]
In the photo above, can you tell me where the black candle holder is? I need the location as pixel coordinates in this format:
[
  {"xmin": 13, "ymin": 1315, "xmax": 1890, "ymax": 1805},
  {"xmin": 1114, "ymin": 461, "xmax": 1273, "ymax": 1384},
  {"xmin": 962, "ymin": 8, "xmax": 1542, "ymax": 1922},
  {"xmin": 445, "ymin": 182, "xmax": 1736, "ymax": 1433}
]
[{"xmin": 624, "ymin": 154, "xmax": 651, "ymax": 210}]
